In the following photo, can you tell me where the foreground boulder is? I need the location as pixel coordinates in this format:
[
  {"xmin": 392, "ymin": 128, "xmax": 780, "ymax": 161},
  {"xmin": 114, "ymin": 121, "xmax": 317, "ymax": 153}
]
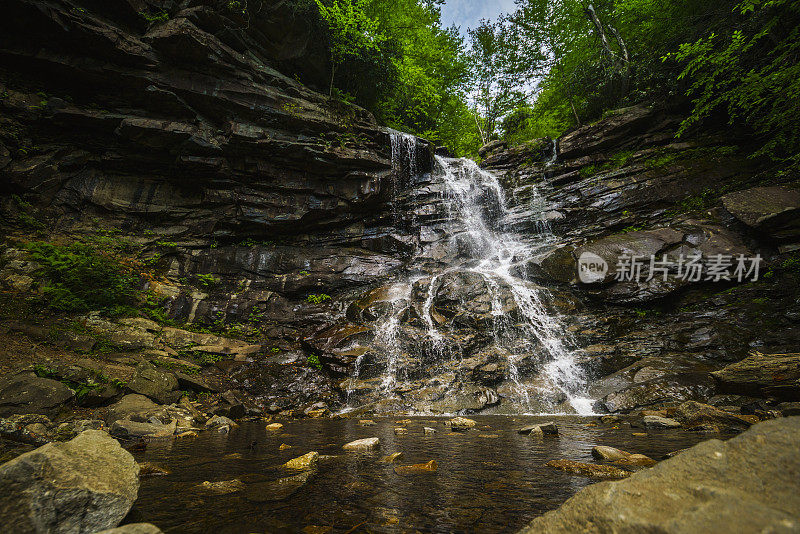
[
  {"xmin": 0, "ymin": 430, "xmax": 140, "ymax": 533},
  {"xmin": 520, "ymin": 417, "xmax": 800, "ymax": 533}
]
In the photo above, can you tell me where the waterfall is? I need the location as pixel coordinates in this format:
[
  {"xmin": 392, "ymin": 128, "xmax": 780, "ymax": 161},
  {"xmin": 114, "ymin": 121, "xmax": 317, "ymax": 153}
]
[
  {"xmin": 432, "ymin": 156, "xmax": 592, "ymax": 414},
  {"xmin": 350, "ymin": 131, "xmax": 593, "ymax": 415}
]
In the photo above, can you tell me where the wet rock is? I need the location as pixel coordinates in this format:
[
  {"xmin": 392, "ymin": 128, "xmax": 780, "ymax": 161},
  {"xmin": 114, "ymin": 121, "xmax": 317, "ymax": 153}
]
[
  {"xmin": 722, "ymin": 186, "xmax": 800, "ymax": 242},
  {"xmin": 546, "ymin": 459, "xmax": 630, "ymax": 480},
  {"xmin": 205, "ymin": 415, "xmax": 238, "ymax": 430},
  {"xmin": 359, "ymin": 419, "xmax": 377, "ymax": 426},
  {"xmin": 643, "ymin": 415, "xmax": 681, "ymax": 429},
  {"xmin": 283, "ymin": 451, "xmax": 319, "ymax": 470},
  {"xmin": 521, "ymin": 417, "xmax": 800, "ymax": 533},
  {"xmin": 591, "ymin": 446, "xmax": 631, "ymax": 462},
  {"xmin": 343, "ymin": 437, "xmax": 380, "ymax": 451},
  {"xmin": 394, "ymin": 460, "xmax": 438, "ymax": 475},
  {"xmin": 599, "ymin": 415, "xmax": 621, "ymax": 424},
  {"xmin": 478, "ymin": 140, "xmax": 507, "ymax": 158},
  {"xmin": 96, "ymin": 524, "xmax": 164, "ymax": 534},
  {"xmin": 712, "ymin": 351, "xmax": 800, "ymax": 393},
  {"xmin": 266, "ymin": 422, "xmax": 284, "ymax": 431},
  {"xmin": 0, "ymin": 371, "xmax": 75, "ymax": 418},
  {"xmin": 518, "ymin": 422, "xmax": 558, "ymax": 435},
  {"xmin": 279, "ymin": 443, "xmax": 292, "ymax": 450},
  {"xmin": 381, "ymin": 452, "xmax": 404, "ymax": 463},
  {"xmin": 138, "ymin": 462, "xmax": 170, "ymax": 477},
  {"xmin": 448, "ymin": 417, "xmax": 477, "ymax": 432},
  {"xmin": 245, "ymin": 471, "xmax": 313, "ymax": 502},
  {"xmin": 0, "ymin": 430, "xmax": 139, "ymax": 533},
  {"xmin": 197, "ymin": 479, "xmax": 246, "ymax": 495},
  {"xmin": 673, "ymin": 401, "xmax": 752, "ymax": 431},
  {"xmin": 110, "ymin": 419, "xmax": 176, "ymax": 440},
  {"xmin": 614, "ymin": 454, "xmax": 657, "ymax": 467},
  {"xmin": 601, "ymin": 374, "xmax": 715, "ymax": 413},
  {"xmin": 127, "ymin": 362, "xmax": 180, "ymax": 405}
]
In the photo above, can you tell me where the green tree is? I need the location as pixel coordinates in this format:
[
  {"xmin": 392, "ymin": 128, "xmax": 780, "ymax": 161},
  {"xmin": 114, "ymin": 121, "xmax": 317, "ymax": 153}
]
[{"xmin": 314, "ymin": 0, "xmax": 387, "ymax": 96}]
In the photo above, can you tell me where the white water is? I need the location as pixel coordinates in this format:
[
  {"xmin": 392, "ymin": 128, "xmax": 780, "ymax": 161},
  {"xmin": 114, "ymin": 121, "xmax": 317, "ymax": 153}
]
[
  {"xmin": 433, "ymin": 156, "xmax": 592, "ymax": 414},
  {"xmin": 355, "ymin": 132, "xmax": 593, "ymax": 415}
]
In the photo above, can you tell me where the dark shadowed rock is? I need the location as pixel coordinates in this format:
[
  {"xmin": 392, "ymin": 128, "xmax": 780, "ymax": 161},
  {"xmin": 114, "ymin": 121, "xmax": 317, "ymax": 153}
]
[
  {"xmin": 0, "ymin": 430, "xmax": 139, "ymax": 533},
  {"xmin": 0, "ymin": 372, "xmax": 75, "ymax": 418},
  {"xmin": 722, "ymin": 186, "xmax": 800, "ymax": 242},
  {"xmin": 521, "ymin": 417, "xmax": 800, "ymax": 533}
]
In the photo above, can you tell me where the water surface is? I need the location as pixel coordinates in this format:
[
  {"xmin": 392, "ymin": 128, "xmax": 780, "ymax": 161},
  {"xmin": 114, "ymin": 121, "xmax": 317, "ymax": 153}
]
[{"xmin": 126, "ymin": 416, "xmax": 727, "ymax": 533}]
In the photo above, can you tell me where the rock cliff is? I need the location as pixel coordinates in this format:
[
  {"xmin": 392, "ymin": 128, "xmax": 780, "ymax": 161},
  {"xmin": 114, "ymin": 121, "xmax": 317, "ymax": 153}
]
[{"xmin": 483, "ymin": 105, "xmax": 800, "ymax": 413}]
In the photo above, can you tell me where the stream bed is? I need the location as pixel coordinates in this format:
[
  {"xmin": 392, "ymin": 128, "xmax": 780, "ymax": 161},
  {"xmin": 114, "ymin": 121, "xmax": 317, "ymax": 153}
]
[{"xmin": 124, "ymin": 416, "xmax": 730, "ymax": 533}]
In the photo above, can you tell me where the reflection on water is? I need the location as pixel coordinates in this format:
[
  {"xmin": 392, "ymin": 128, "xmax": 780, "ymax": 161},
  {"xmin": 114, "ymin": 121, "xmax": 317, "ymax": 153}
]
[{"xmin": 125, "ymin": 416, "xmax": 728, "ymax": 533}]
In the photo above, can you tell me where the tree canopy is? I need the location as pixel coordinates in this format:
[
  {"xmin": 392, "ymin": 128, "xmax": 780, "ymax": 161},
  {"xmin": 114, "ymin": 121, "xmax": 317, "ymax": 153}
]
[{"xmin": 306, "ymin": 0, "xmax": 799, "ymax": 165}]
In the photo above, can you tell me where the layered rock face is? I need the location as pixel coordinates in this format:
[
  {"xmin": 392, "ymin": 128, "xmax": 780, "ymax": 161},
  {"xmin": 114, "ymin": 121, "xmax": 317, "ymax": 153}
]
[
  {"xmin": 0, "ymin": 1, "xmax": 430, "ymax": 411},
  {"xmin": 1, "ymin": 3, "xmax": 797, "ymax": 416},
  {"xmin": 483, "ymin": 105, "xmax": 800, "ymax": 413}
]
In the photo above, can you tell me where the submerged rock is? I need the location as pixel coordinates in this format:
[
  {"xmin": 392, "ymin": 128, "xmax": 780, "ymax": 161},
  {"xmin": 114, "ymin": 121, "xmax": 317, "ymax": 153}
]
[
  {"xmin": 381, "ymin": 452, "xmax": 404, "ymax": 463},
  {"xmin": 283, "ymin": 451, "xmax": 319, "ymax": 470},
  {"xmin": 546, "ymin": 459, "xmax": 630, "ymax": 480},
  {"xmin": 394, "ymin": 460, "xmax": 438, "ymax": 475},
  {"xmin": 197, "ymin": 479, "xmax": 246, "ymax": 495},
  {"xmin": 521, "ymin": 417, "xmax": 800, "ymax": 533},
  {"xmin": 0, "ymin": 430, "xmax": 139, "ymax": 533},
  {"xmin": 448, "ymin": 417, "xmax": 477, "ymax": 432},
  {"xmin": 642, "ymin": 415, "xmax": 681, "ymax": 429},
  {"xmin": 519, "ymin": 421, "xmax": 559, "ymax": 435},
  {"xmin": 343, "ymin": 437, "xmax": 380, "ymax": 451},
  {"xmin": 246, "ymin": 471, "xmax": 313, "ymax": 502}
]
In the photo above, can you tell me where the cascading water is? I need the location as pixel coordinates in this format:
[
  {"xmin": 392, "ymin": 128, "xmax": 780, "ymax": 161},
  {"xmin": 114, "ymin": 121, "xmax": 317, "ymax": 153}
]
[{"xmin": 347, "ymin": 131, "xmax": 593, "ymax": 415}]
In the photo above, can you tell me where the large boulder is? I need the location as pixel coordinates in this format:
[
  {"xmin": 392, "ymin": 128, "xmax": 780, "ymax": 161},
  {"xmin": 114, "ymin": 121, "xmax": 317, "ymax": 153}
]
[
  {"xmin": 0, "ymin": 430, "xmax": 140, "ymax": 533},
  {"xmin": 0, "ymin": 371, "xmax": 75, "ymax": 418},
  {"xmin": 126, "ymin": 362, "xmax": 180, "ymax": 405},
  {"xmin": 519, "ymin": 417, "xmax": 800, "ymax": 533}
]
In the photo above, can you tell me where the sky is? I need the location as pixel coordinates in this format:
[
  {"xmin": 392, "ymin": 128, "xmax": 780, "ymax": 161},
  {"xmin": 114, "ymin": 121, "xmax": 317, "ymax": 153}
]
[{"xmin": 439, "ymin": 0, "xmax": 518, "ymax": 37}]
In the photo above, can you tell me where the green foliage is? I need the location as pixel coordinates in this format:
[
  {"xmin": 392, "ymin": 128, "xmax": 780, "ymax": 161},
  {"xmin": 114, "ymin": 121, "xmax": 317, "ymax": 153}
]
[
  {"xmin": 139, "ymin": 10, "xmax": 169, "ymax": 23},
  {"xmin": 506, "ymin": 0, "xmax": 799, "ymax": 163},
  {"xmin": 312, "ymin": 0, "xmax": 480, "ymax": 155},
  {"xmin": 669, "ymin": 0, "xmax": 800, "ymax": 167},
  {"xmin": 195, "ymin": 273, "xmax": 220, "ymax": 289},
  {"xmin": 306, "ymin": 293, "xmax": 332, "ymax": 304},
  {"xmin": 307, "ymin": 353, "xmax": 323, "ymax": 370},
  {"xmin": 24, "ymin": 241, "xmax": 139, "ymax": 313},
  {"xmin": 33, "ymin": 364, "xmax": 58, "ymax": 379}
]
